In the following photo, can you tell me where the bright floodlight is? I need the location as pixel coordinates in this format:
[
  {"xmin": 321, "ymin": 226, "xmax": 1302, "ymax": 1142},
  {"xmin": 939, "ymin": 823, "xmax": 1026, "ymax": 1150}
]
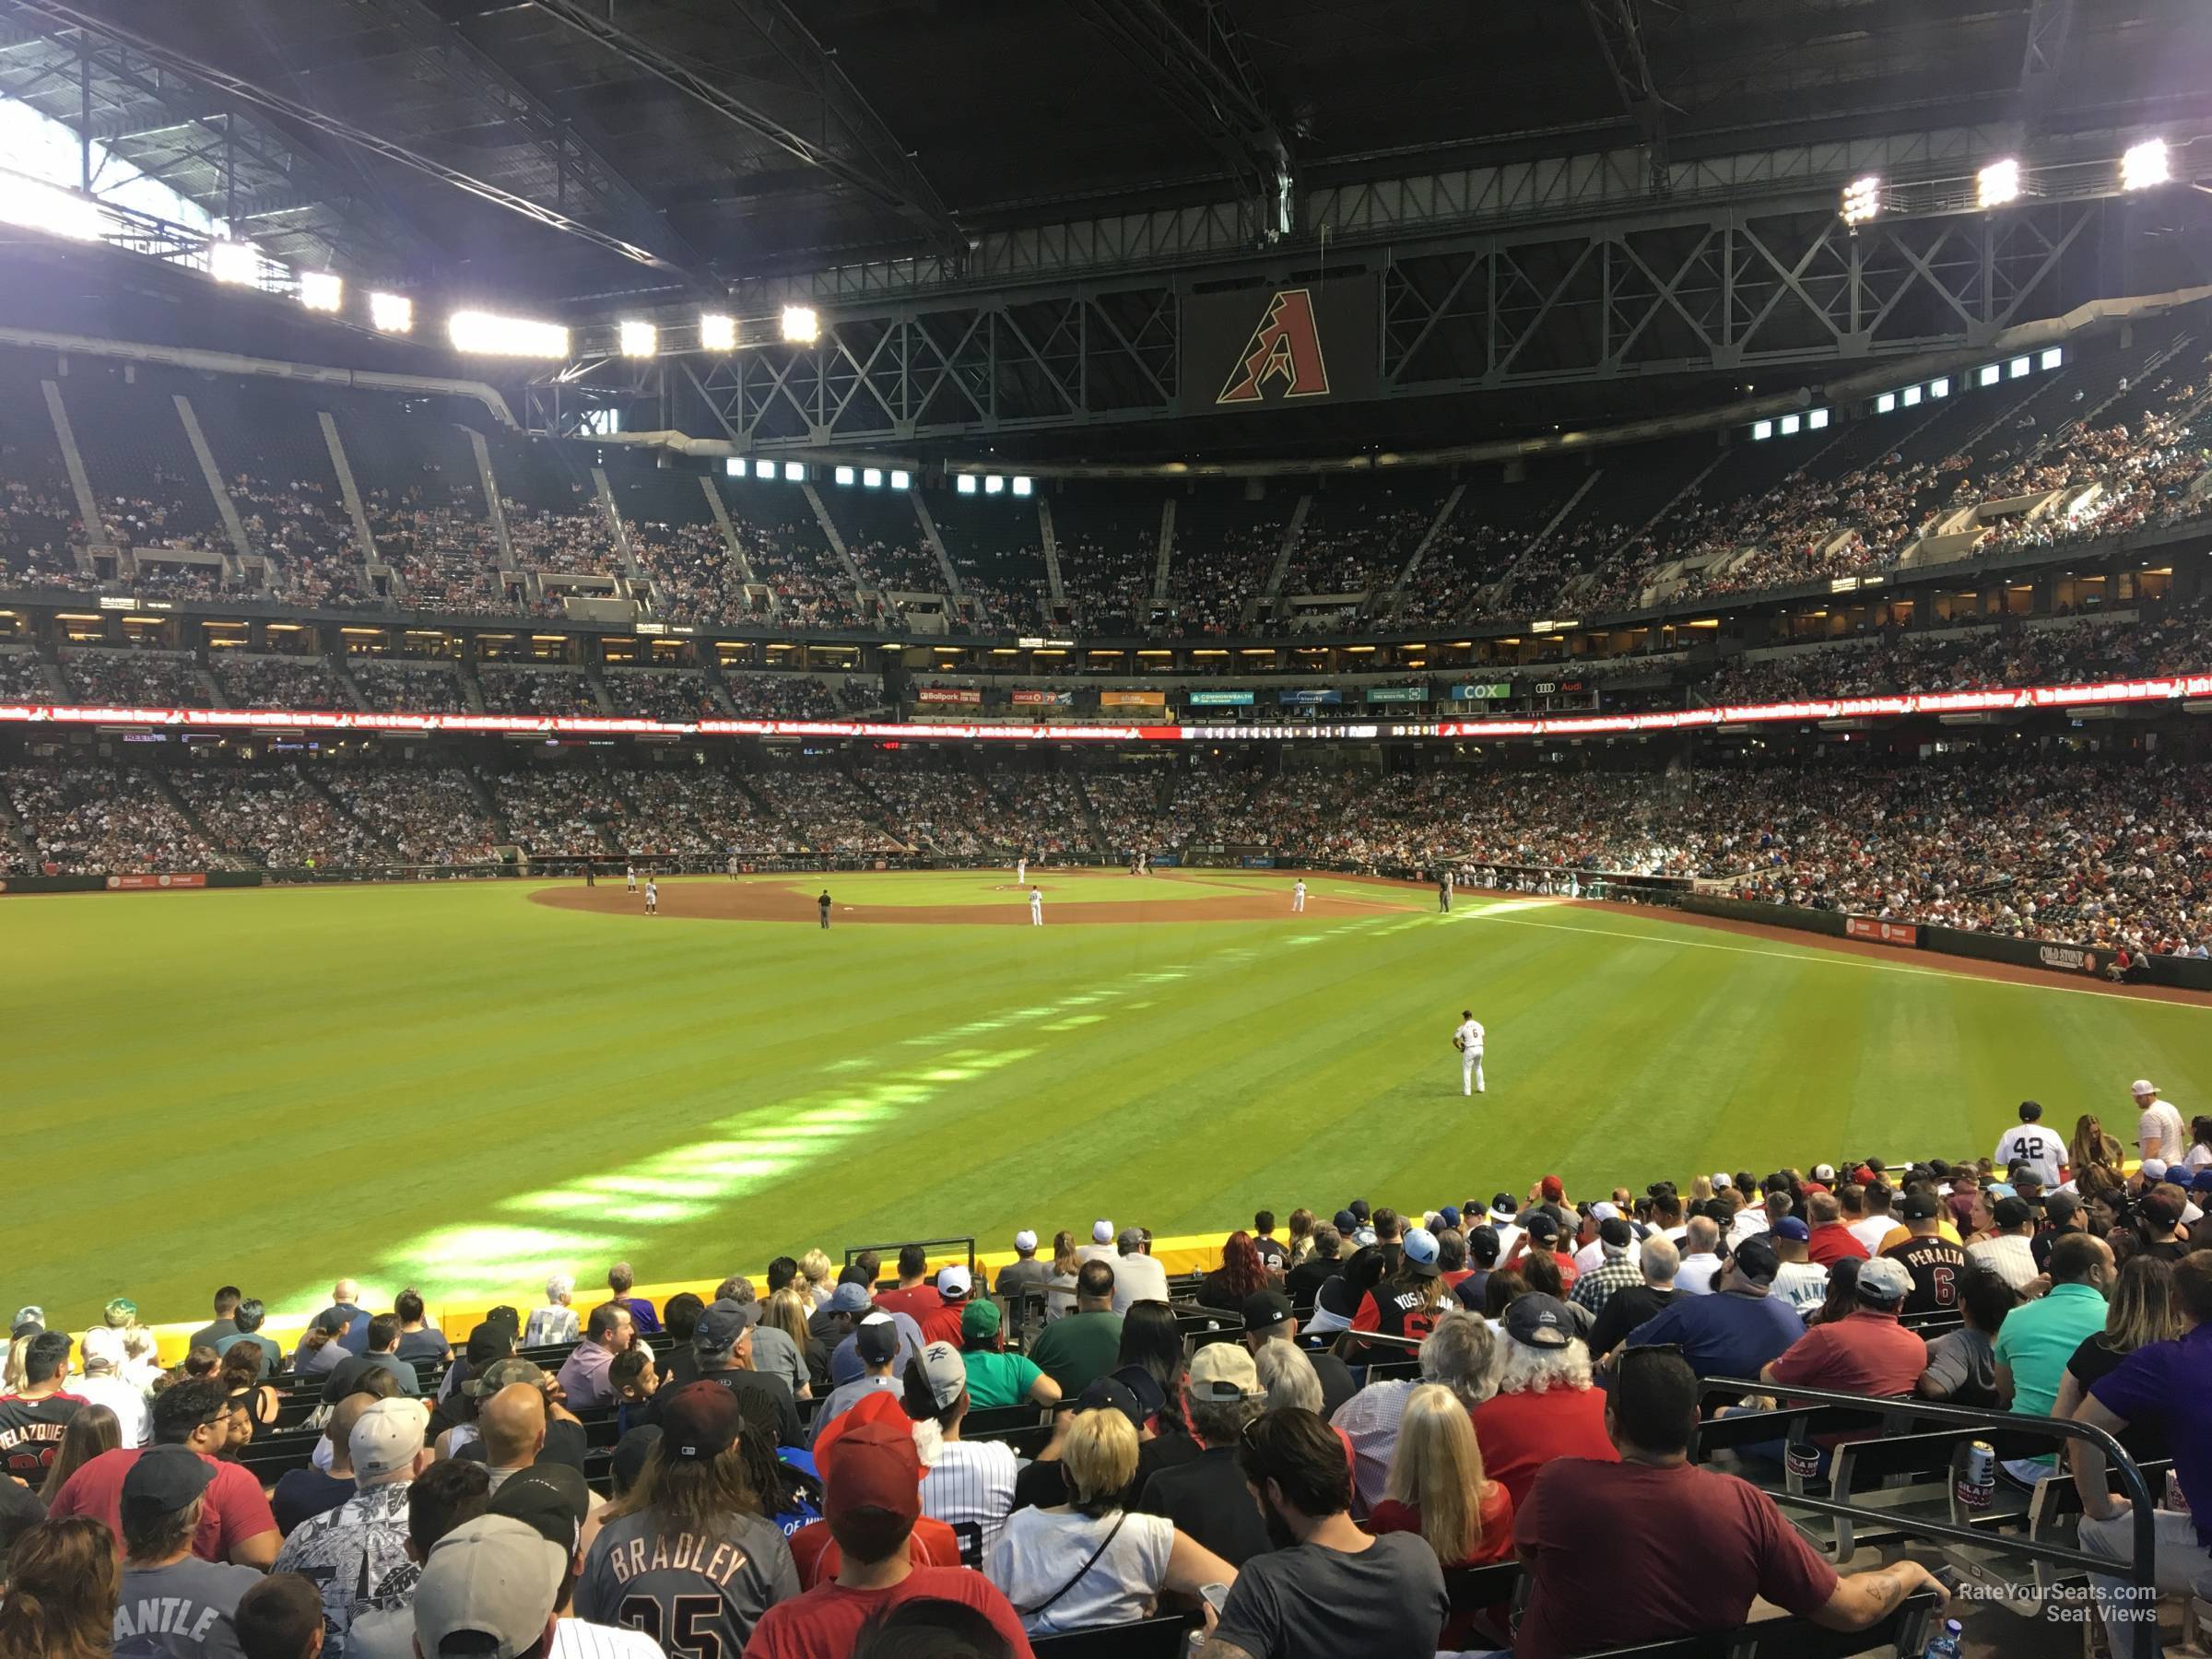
[
  {"xmin": 369, "ymin": 291, "xmax": 414, "ymax": 335},
  {"xmin": 956, "ymin": 474, "xmax": 978, "ymax": 495},
  {"xmin": 754, "ymin": 458, "xmax": 776, "ymax": 480},
  {"xmin": 834, "ymin": 465, "xmax": 856, "ymax": 486},
  {"xmin": 617, "ymin": 320, "xmax": 657, "ymax": 359},
  {"xmin": 700, "ymin": 312, "xmax": 738, "ymax": 351},
  {"xmin": 889, "ymin": 469, "xmax": 911, "ymax": 489},
  {"xmin": 448, "ymin": 310, "xmax": 570, "ymax": 359},
  {"xmin": 208, "ymin": 240, "xmax": 261, "ymax": 286},
  {"xmin": 1808, "ymin": 407, "xmax": 1830, "ymax": 429},
  {"xmin": 2040, "ymin": 347, "xmax": 2064, "ymax": 371},
  {"xmin": 1012, "ymin": 476, "xmax": 1034, "ymax": 497},
  {"xmin": 781, "ymin": 304, "xmax": 819, "ymax": 343},
  {"xmin": 2121, "ymin": 139, "xmax": 2170, "ymax": 193},
  {"xmin": 1751, "ymin": 419, "xmax": 1773, "ymax": 441},
  {"xmin": 1779, "ymin": 414, "xmax": 1802, "ymax": 435},
  {"xmin": 1875, "ymin": 392, "xmax": 1897, "ymax": 414},
  {"xmin": 1840, "ymin": 175, "xmax": 1882, "ymax": 227},
  {"xmin": 298, "ymin": 270, "xmax": 343, "ymax": 313},
  {"xmin": 0, "ymin": 174, "xmax": 103, "ymax": 241},
  {"xmin": 983, "ymin": 474, "xmax": 1005, "ymax": 495},
  {"xmin": 1977, "ymin": 158, "xmax": 2022, "ymax": 210},
  {"xmin": 863, "ymin": 467, "xmax": 883, "ymax": 488},
  {"xmin": 782, "ymin": 461, "xmax": 805, "ymax": 482}
]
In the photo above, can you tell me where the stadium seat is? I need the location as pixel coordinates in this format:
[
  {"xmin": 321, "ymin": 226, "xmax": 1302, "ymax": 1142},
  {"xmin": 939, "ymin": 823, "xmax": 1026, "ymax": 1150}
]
[{"xmin": 1029, "ymin": 1612, "xmax": 1192, "ymax": 1658}]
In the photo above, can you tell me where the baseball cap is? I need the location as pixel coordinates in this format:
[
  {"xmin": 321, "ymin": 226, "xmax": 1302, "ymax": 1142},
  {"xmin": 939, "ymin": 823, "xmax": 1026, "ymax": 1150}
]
[
  {"xmin": 1590, "ymin": 1201, "xmax": 1620, "ymax": 1222},
  {"xmin": 1438, "ymin": 1205, "xmax": 1462, "ymax": 1230},
  {"xmin": 1187, "ymin": 1343, "xmax": 1262, "ymax": 1403},
  {"xmin": 935, "ymin": 1265, "xmax": 971, "ymax": 1300},
  {"xmin": 827, "ymin": 1282, "xmax": 873, "ymax": 1315},
  {"xmin": 610, "ymin": 1426, "xmax": 661, "ymax": 1494},
  {"xmin": 1400, "ymin": 1228, "xmax": 1441, "ymax": 1277},
  {"xmin": 104, "ymin": 1298, "xmax": 139, "ymax": 1325},
  {"xmin": 8, "ymin": 1307, "xmax": 41, "ymax": 1339},
  {"xmin": 2142, "ymin": 1159, "xmax": 2170, "ymax": 1182},
  {"xmin": 1351, "ymin": 1226, "xmax": 1378, "ymax": 1248},
  {"xmin": 313, "ymin": 1306, "xmax": 353, "ymax": 1336},
  {"xmin": 1488, "ymin": 1193, "xmax": 1519, "ymax": 1223},
  {"xmin": 1524, "ymin": 1211, "xmax": 1561, "ymax": 1244},
  {"xmin": 487, "ymin": 1463, "xmax": 591, "ymax": 1554},
  {"xmin": 351, "ymin": 1397, "xmax": 428, "ymax": 1481},
  {"xmin": 693, "ymin": 1300, "xmax": 757, "ymax": 1355},
  {"xmin": 1092, "ymin": 1219, "xmax": 1115, "ymax": 1244},
  {"xmin": 658, "ymin": 1382, "xmax": 743, "ymax": 1460},
  {"xmin": 1774, "ymin": 1217, "xmax": 1811, "ymax": 1242},
  {"xmin": 1241, "ymin": 1290, "xmax": 1293, "ymax": 1335},
  {"xmin": 1900, "ymin": 1190, "xmax": 1942, "ymax": 1222},
  {"xmin": 1598, "ymin": 1217, "xmax": 1633, "ymax": 1251},
  {"xmin": 1854, "ymin": 1257, "xmax": 1913, "ymax": 1305},
  {"xmin": 465, "ymin": 1358, "xmax": 547, "ymax": 1399},
  {"xmin": 912, "ymin": 1342, "xmax": 968, "ymax": 1413},
  {"xmin": 855, "ymin": 1312, "xmax": 901, "ymax": 1366},
  {"xmin": 1993, "ymin": 1196, "xmax": 2034, "ymax": 1230},
  {"xmin": 463, "ymin": 1322, "xmax": 513, "ymax": 1376},
  {"xmin": 1348, "ymin": 1200, "xmax": 1371, "ymax": 1222},
  {"xmin": 1539, "ymin": 1176, "xmax": 1565, "ymax": 1204},
  {"xmin": 1505, "ymin": 1293, "xmax": 1574, "ymax": 1350},
  {"xmin": 413, "ymin": 1515, "xmax": 565, "ymax": 1659},
  {"xmin": 1711, "ymin": 1172, "xmax": 1732, "ymax": 1190},
  {"xmin": 821, "ymin": 1407, "xmax": 922, "ymax": 1528},
  {"xmin": 1732, "ymin": 1237, "xmax": 1781, "ymax": 1286},
  {"xmin": 2134, "ymin": 1079, "xmax": 2159, "ymax": 1098},
  {"xmin": 1075, "ymin": 1374, "xmax": 1146, "ymax": 1430},
  {"xmin": 1013, "ymin": 1230, "xmax": 1039, "ymax": 1253},
  {"xmin": 1812, "ymin": 1163, "xmax": 1837, "ymax": 1182},
  {"xmin": 121, "ymin": 1443, "xmax": 216, "ymax": 1521},
  {"xmin": 79, "ymin": 1325, "xmax": 125, "ymax": 1373},
  {"xmin": 2045, "ymin": 1191, "xmax": 2082, "ymax": 1223},
  {"xmin": 2191, "ymin": 1170, "xmax": 2212, "ymax": 1196},
  {"xmin": 960, "ymin": 1300, "xmax": 1001, "ymax": 1346},
  {"xmin": 1116, "ymin": 1228, "xmax": 1146, "ymax": 1253},
  {"xmin": 1107, "ymin": 1364, "xmax": 1167, "ymax": 1422},
  {"xmin": 1332, "ymin": 1208, "xmax": 1359, "ymax": 1233}
]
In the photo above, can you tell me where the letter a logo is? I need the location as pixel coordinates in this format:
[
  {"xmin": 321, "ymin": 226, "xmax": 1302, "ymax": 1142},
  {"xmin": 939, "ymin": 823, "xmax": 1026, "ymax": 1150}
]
[{"xmin": 1217, "ymin": 288, "xmax": 1332, "ymax": 404}]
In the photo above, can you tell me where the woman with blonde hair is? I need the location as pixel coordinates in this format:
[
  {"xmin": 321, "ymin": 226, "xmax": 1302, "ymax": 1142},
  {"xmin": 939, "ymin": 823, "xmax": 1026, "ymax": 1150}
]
[
  {"xmin": 984, "ymin": 1407, "xmax": 1235, "ymax": 1637},
  {"xmin": 1369, "ymin": 1383, "xmax": 1514, "ymax": 1645},
  {"xmin": 2053, "ymin": 1254, "xmax": 2179, "ymax": 1462},
  {"xmin": 1047, "ymin": 1229, "xmax": 1082, "ymax": 1319},
  {"xmin": 798, "ymin": 1249, "xmax": 837, "ymax": 1309},
  {"xmin": 1285, "ymin": 1207, "xmax": 1317, "ymax": 1267},
  {"xmin": 0, "ymin": 1516, "xmax": 118, "ymax": 1659},
  {"xmin": 2070, "ymin": 1114, "xmax": 2126, "ymax": 1182},
  {"xmin": 760, "ymin": 1286, "xmax": 818, "ymax": 1398}
]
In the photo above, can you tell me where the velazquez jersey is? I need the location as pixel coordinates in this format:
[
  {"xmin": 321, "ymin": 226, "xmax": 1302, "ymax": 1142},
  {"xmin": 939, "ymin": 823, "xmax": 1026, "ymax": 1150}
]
[{"xmin": 576, "ymin": 1509, "xmax": 797, "ymax": 1659}]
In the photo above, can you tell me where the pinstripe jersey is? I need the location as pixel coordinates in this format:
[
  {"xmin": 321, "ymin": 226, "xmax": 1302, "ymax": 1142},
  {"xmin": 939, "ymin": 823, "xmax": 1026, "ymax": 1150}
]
[
  {"xmin": 548, "ymin": 1618, "xmax": 667, "ymax": 1659},
  {"xmin": 575, "ymin": 1510, "xmax": 798, "ymax": 1659},
  {"xmin": 919, "ymin": 1439, "xmax": 1021, "ymax": 1568}
]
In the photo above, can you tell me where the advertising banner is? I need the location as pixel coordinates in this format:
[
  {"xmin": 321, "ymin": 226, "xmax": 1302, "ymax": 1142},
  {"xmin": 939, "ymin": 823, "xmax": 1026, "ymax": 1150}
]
[
  {"xmin": 1186, "ymin": 689, "xmax": 1256, "ymax": 707},
  {"xmin": 915, "ymin": 687, "xmax": 981, "ymax": 706},
  {"xmin": 1100, "ymin": 690, "xmax": 1167, "ymax": 710},
  {"xmin": 1453, "ymin": 682, "xmax": 1514, "ymax": 700},
  {"xmin": 1179, "ymin": 275, "xmax": 1379, "ymax": 416},
  {"xmin": 1009, "ymin": 689, "xmax": 1074, "ymax": 707},
  {"xmin": 104, "ymin": 873, "xmax": 207, "ymax": 891},
  {"xmin": 1278, "ymin": 688, "xmax": 1343, "ymax": 706},
  {"xmin": 1364, "ymin": 686, "xmax": 1429, "ymax": 704},
  {"xmin": 1845, "ymin": 916, "xmax": 1920, "ymax": 946}
]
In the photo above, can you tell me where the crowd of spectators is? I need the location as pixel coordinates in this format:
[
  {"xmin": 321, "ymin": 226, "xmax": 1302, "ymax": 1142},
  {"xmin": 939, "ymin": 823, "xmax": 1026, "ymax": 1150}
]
[
  {"xmin": 212, "ymin": 655, "xmax": 352, "ymax": 712},
  {"xmin": 0, "ymin": 652, "xmax": 53, "ymax": 700},
  {"xmin": 62, "ymin": 651, "xmax": 206, "ymax": 709},
  {"xmin": 345, "ymin": 658, "xmax": 467, "ymax": 713},
  {"xmin": 171, "ymin": 769, "xmax": 384, "ymax": 869},
  {"xmin": 2, "ymin": 764, "xmax": 231, "ymax": 873},
  {"xmin": 603, "ymin": 669, "xmax": 718, "ymax": 723},
  {"xmin": 24, "ymin": 1135, "xmax": 2212, "ymax": 1656},
  {"xmin": 477, "ymin": 667, "xmax": 603, "ymax": 717},
  {"xmin": 856, "ymin": 763, "xmax": 1012, "ymax": 858},
  {"xmin": 316, "ymin": 762, "xmax": 497, "ymax": 865},
  {"xmin": 721, "ymin": 671, "xmax": 842, "ymax": 720}
]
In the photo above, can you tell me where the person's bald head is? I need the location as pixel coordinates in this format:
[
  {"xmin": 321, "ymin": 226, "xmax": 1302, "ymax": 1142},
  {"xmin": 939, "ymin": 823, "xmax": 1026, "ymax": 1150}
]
[
  {"xmin": 479, "ymin": 1382, "xmax": 547, "ymax": 1469},
  {"xmin": 1684, "ymin": 1216, "xmax": 1719, "ymax": 1253},
  {"xmin": 325, "ymin": 1391, "xmax": 378, "ymax": 1477},
  {"xmin": 332, "ymin": 1279, "xmax": 361, "ymax": 1306}
]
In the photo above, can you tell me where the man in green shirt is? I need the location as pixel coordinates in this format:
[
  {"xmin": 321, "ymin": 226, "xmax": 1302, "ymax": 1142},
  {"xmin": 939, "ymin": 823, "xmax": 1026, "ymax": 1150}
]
[
  {"xmin": 957, "ymin": 1300, "xmax": 1061, "ymax": 1409},
  {"xmin": 1026, "ymin": 1261, "xmax": 1123, "ymax": 1396},
  {"xmin": 1994, "ymin": 1232, "xmax": 2112, "ymax": 1481}
]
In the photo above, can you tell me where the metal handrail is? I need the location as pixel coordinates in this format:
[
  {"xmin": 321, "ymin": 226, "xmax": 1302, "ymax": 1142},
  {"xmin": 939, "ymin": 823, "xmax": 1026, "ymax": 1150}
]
[{"xmin": 1697, "ymin": 1377, "xmax": 2158, "ymax": 1592}]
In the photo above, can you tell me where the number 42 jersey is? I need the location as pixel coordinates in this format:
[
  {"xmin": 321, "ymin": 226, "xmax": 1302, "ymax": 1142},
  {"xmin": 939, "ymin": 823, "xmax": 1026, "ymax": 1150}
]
[{"xmin": 576, "ymin": 1511, "xmax": 798, "ymax": 1659}]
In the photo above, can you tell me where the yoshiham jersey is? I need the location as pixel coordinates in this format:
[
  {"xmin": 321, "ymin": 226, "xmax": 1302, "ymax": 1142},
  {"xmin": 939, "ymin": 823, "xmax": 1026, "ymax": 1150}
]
[{"xmin": 576, "ymin": 1509, "xmax": 798, "ymax": 1659}]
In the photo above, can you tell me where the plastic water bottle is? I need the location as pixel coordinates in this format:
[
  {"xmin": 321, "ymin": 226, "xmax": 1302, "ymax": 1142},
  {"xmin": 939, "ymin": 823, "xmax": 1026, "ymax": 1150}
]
[{"xmin": 1923, "ymin": 1618, "xmax": 1964, "ymax": 1659}]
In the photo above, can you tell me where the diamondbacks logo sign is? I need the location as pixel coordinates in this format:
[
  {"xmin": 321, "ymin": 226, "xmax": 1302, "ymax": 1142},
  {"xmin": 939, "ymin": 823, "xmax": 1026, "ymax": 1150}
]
[
  {"xmin": 1180, "ymin": 274, "xmax": 1376, "ymax": 416},
  {"xmin": 1218, "ymin": 288, "xmax": 1332, "ymax": 404}
]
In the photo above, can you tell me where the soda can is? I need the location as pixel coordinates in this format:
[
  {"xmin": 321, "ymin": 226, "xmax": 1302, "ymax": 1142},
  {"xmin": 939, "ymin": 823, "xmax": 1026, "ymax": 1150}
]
[{"xmin": 1957, "ymin": 1440, "xmax": 1996, "ymax": 1510}]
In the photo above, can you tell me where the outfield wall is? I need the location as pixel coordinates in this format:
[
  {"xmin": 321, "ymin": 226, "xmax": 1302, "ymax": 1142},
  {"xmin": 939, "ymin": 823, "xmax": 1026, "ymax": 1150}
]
[{"xmin": 1680, "ymin": 894, "xmax": 2212, "ymax": 992}]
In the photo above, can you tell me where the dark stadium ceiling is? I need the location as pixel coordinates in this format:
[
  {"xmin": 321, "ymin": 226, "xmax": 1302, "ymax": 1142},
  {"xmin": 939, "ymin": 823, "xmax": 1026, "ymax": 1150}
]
[{"xmin": 1, "ymin": 0, "xmax": 2209, "ymax": 306}]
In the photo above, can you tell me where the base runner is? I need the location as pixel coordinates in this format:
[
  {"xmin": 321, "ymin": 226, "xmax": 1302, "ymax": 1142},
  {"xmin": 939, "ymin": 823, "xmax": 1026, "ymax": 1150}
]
[{"xmin": 1454, "ymin": 1008, "xmax": 1485, "ymax": 1096}]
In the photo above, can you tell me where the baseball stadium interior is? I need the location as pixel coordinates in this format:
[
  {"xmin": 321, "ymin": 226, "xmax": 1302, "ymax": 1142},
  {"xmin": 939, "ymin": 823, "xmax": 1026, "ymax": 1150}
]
[{"xmin": 6, "ymin": 2, "xmax": 2212, "ymax": 1658}]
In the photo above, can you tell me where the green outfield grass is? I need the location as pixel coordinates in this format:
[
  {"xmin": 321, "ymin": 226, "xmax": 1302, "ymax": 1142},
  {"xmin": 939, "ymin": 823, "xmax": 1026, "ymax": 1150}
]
[{"xmin": 9, "ymin": 870, "xmax": 2207, "ymax": 1329}]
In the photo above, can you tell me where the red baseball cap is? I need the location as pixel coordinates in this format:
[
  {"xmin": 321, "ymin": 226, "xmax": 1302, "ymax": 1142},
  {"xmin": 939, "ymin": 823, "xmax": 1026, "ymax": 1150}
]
[
  {"xmin": 1540, "ymin": 1175, "xmax": 1565, "ymax": 1203},
  {"xmin": 821, "ymin": 1396, "xmax": 921, "ymax": 1527}
]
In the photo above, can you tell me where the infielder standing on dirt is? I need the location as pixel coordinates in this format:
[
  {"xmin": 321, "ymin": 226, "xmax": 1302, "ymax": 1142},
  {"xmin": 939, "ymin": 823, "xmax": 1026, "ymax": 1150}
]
[
  {"xmin": 626, "ymin": 861, "xmax": 638, "ymax": 893},
  {"xmin": 1030, "ymin": 886, "xmax": 1043, "ymax": 925},
  {"xmin": 1291, "ymin": 878, "xmax": 1306, "ymax": 912},
  {"xmin": 1454, "ymin": 1008, "xmax": 1485, "ymax": 1095},
  {"xmin": 644, "ymin": 877, "xmax": 658, "ymax": 915}
]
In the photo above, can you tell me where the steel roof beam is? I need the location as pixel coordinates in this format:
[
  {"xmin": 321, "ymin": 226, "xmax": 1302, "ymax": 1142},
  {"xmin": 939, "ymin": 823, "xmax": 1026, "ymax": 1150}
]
[{"xmin": 524, "ymin": 0, "xmax": 962, "ymax": 253}]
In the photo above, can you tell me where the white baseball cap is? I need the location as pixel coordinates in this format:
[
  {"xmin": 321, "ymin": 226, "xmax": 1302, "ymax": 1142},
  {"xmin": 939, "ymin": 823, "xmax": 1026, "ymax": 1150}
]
[
  {"xmin": 2143, "ymin": 1159, "xmax": 2170, "ymax": 1182},
  {"xmin": 1013, "ymin": 1230, "xmax": 1038, "ymax": 1253},
  {"xmin": 935, "ymin": 1264, "xmax": 971, "ymax": 1300},
  {"xmin": 1590, "ymin": 1201, "xmax": 1620, "ymax": 1221},
  {"xmin": 2133, "ymin": 1079, "xmax": 2159, "ymax": 1098},
  {"xmin": 1092, "ymin": 1219, "xmax": 1115, "ymax": 1244},
  {"xmin": 1812, "ymin": 1163, "xmax": 1837, "ymax": 1182},
  {"xmin": 1711, "ymin": 1172, "xmax": 1733, "ymax": 1190},
  {"xmin": 79, "ymin": 1325, "xmax": 126, "ymax": 1374},
  {"xmin": 351, "ymin": 1397, "xmax": 428, "ymax": 1481}
]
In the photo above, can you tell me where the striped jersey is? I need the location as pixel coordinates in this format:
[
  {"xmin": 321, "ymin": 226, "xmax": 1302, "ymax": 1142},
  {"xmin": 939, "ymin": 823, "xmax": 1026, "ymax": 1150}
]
[{"xmin": 919, "ymin": 1439, "xmax": 1021, "ymax": 1568}]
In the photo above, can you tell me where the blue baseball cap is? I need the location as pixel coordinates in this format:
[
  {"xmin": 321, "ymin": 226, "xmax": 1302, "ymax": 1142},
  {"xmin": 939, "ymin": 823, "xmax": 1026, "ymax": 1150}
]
[{"xmin": 1439, "ymin": 1205, "xmax": 1462, "ymax": 1230}]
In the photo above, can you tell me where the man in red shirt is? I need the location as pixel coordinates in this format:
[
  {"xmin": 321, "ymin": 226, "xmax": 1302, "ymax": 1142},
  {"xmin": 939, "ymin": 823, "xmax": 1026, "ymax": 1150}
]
[
  {"xmin": 49, "ymin": 1378, "xmax": 278, "ymax": 1567},
  {"xmin": 1470, "ymin": 1294, "xmax": 1616, "ymax": 1512},
  {"xmin": 783, "ymin": 1393, "xmax": 963, "ymax": 1589},
  {"xmin": 741, "ymin": 1399, "xmax": 1030, "ymax": 1658},
  {"xmin": 1514, "ymin": 1347, "xmax": 1948, "ymax": 1659},
  {"xmin": 870, "ymin": 1244, "xmax": 944, "ymax": 1324},
  {"xmin": 1760, "ymin": 1256, "xmax": 1928, "ymax": 1398},
  {"xmin": 1804, "ymin": 1192, "xmax": 1871, "ymax": 1267},
  {"xmin": 917, "ymin": 1265, "xmax": 972, "ymax": 1349}
]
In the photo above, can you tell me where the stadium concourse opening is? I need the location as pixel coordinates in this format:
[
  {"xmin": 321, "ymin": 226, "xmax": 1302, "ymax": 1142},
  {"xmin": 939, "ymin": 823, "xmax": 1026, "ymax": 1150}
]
[{"xmin": 532, "ymin": 868, "xmax": 1410, "ymax": 924}]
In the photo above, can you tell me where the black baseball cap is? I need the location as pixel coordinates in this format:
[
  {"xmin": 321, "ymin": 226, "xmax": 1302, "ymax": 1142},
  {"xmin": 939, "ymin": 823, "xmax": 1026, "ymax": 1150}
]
[
  {"xmin": 464, "ymin": 1322, "xmax": 513, "ymax": 1371},
  {"xmin": 1075, "ymin": 1375, "xmax": 1146, "ymax": 1431},
  {"xmin": 1504, "ymin": 1293, "xmax": 1574, "ymax": 1350},
  {"xmin": 611, "ymin": 1425, "xmax": 662, "ymax": 1494},
  {"xmin": 1241, "ymin": 1290, "xmax": 1293, "ymax": 1334},
  {"xmin": 1108, "ymin": 1364, "xmax": 1167, "ymax": 1422},
  {"xmin": 1994, "ymin": 1196, "xmax": 2034, "ymax": 1230},
  {"xmin": 1900, "ymin": 1190, "xmax": 1943, "ymax": 1222},
  {"xmin": 122, "ymin": 1444, "xmax": 216, "ymax": 1519},
  {"xmin": 1732, "ymin": 1236, "xmax": 1781, "ymax": 1286},
  {"xmin": 488, "ymin": 1462, "xmax": 591, "ymax": 1552}
]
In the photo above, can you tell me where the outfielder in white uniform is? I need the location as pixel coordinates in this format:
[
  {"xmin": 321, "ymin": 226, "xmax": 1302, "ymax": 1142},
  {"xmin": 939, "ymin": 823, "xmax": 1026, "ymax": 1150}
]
[
  {"xmin": 1454, "ymin": 1009, "xmax": 1485, "ymax": 1095},
  {"xmin": 625, "ymin": 862, "xmax": 637, "ymax": 893},
  {"xmin": 1016, "ymin": 856, "xmax": 1027, "ymax": 887},
  {"xmin": 1291, "ymin": 878, "xmax": 1306, "ymax": 912},
  {"xmin": 643, "ymin": 878, "xmax": 658, "ymax": 915},
  {"xmin": 1029, "ymin": 887, "xmax": 1043, "ymax": 925}
]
